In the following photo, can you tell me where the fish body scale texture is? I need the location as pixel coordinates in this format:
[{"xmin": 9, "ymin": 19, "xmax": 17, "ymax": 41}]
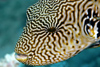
[{"xmin": 15, "ymin": 0, "xmax": 100, "ymax": 65}]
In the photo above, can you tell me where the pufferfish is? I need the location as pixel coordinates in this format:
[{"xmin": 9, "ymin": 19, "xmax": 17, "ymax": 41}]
[{"xmin": 15, "ymin": 0, "xmax": 100, "ymax": 66}]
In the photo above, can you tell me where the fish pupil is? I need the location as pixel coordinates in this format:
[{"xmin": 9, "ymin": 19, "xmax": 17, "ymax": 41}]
[{"xmin": 47, "ymin": 27, "xmax": 56, "ymax": 33}]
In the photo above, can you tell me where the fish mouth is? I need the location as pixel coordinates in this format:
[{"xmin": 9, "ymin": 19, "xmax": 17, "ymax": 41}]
[{"xmin": 15, "ymin": 53, "xmax": 28, "ymax": 63}]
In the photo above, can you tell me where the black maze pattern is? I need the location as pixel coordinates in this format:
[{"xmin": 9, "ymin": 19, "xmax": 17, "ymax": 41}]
[{"xmin": 15, "ymin": 0, "xmax": 99, "ymax": 66}]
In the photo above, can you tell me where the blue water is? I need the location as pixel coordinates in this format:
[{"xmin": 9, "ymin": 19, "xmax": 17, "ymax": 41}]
[{"xmin": 0, "ymin": 0, "xmax": 100, "ymax": 67}]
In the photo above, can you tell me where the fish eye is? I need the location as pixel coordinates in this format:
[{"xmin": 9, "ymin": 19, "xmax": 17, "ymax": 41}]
[
  {"xmin": 83, "ymin": 7, "xmax": 100, "ymax": 39},
  {"xmin": 15, "ymin": 53, "xmax": 28, "ymax": 63}
]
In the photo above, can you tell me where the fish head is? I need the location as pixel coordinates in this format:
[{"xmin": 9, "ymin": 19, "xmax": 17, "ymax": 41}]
[{"xmin": 15, "ymin": 0, "xmax": 100, "ymax": 66}]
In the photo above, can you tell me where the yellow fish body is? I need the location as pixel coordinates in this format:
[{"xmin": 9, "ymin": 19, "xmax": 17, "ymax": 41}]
[{"xmin": 15, "ymin": 0, "xmax": 100, "ymax": 66}]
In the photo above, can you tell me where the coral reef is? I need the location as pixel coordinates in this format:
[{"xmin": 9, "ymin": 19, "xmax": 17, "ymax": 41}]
[{"xmin": 0, "ymin": 52, "xmax": 19, "ymax": 67}]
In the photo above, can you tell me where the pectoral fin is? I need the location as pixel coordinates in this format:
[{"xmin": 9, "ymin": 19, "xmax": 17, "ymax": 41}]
[{"xmin": 87, "ymin": 40, "xmax": 100, "ymax": 48}]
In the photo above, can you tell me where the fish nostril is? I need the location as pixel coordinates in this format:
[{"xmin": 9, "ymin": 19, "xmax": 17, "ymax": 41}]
[
  {"xmin": 15, "ymin": 53, "xmax": 28, "ymax": 62},
  {"xmin": 47, "ymin": 27, "xmax": 56, "ymax": 33}
]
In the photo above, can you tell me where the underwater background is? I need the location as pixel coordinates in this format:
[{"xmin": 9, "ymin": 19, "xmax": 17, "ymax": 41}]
[{"xmin": 0, "ymin": 0, "xmax": 100, "ymax": 67}]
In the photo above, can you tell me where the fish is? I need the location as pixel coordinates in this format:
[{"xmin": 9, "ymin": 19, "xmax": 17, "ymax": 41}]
[{"xmin": 15, "ymin": 0, "xmax": 100, "ymax": 66}]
